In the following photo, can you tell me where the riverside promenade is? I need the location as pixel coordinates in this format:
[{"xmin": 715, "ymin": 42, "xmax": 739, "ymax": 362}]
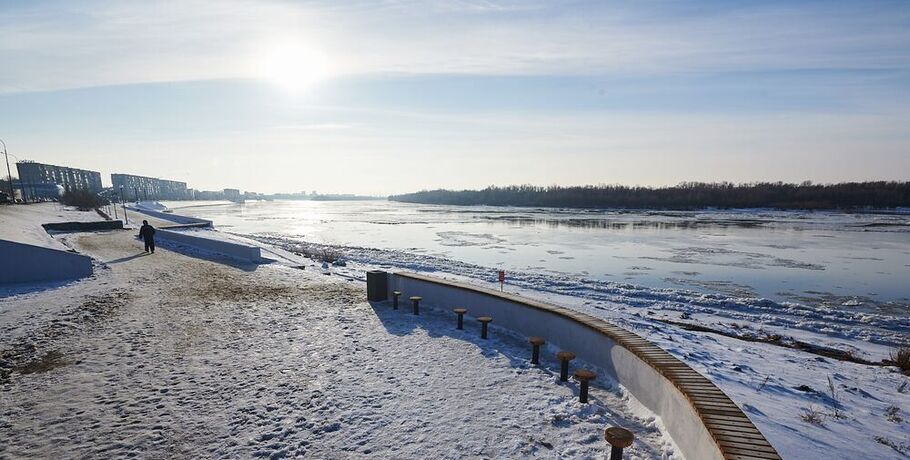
[{"xmin": 0, "ymin": 215, "xmax": 676, "ymax": 458}]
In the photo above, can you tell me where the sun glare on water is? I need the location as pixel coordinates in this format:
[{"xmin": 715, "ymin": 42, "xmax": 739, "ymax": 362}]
[{"xmin": 256, "ymin": 39, "xmax": 332, "ymax": 93}]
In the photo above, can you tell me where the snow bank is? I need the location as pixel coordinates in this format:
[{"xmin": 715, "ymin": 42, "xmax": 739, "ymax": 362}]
[
  {"xmin": 0, "ymin": 203, "xmax": 105, "ymax": 250},
  {"xmin": 0, "ymin": 204, "xmax": 102, "ymax": 285},
  {"xmin": 134, "ymin": 201, "xmax": 168, "ymax": 212}
]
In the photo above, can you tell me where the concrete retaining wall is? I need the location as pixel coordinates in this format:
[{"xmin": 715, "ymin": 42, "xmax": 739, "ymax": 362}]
[
  {"xmin": 42, "ymin": 221, "xmax": 124, "ymax": 232},
  {"xmin": 387, "ymin": 272, "xmax": 781, "ymax": 460},
  {"xmin": 127, "ymin": 207, "xmax": 212, "ymax": 226},
  {"xmin": 0, "ymin": 239, "xmax": 93, "ymax": 284},
  {"xmin": 156, "ymin": 229, "xmax": 261, "ymax": 262}
]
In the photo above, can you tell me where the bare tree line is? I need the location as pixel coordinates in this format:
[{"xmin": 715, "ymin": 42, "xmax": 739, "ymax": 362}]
[{"xmin": 389, "ymin": 182, "xmax": 910, "ymax": 210}]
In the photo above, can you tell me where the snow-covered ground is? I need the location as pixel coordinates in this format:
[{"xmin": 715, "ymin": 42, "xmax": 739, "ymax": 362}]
[
  {"xmin": 140, "ymin": 204, "xmax": 910, "ymax": 458},
  {"xmin": 119, "ymin": 210, "xmax": 910, "ymax": 458},
  {"xmin": 250, "ymin": 235, "xmax": 910, "ymax": 459},
  {"xmin": 2, "ymin": 204, "xmax": 908, "ymax": 458},
  {"xmin": 0, "ymin": 221, "xmax": 680, "ymax": 458},
  {"xmin": 0, "ymin": 203, "xmax": 105, "ymax": 249}
]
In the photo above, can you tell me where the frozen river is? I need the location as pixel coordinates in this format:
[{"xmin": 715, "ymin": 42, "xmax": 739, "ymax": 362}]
[{"xmin": 163, "ymin": 200, "xmax": 910, "ymax": 315}]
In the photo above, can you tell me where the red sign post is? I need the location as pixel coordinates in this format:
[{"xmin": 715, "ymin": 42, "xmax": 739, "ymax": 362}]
[{"xmin": 498, "ymin": 270, "xmax": 505, "ymax": 292}]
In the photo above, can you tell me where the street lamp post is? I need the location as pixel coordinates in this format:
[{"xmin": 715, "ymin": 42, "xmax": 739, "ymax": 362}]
[
  {"xmin": 1, "ymin": 138, "xmax": 14, "ymax": 202},
  {"xmin": 119, "ymin": 185, "xmax": 129, "ymax": 225}
]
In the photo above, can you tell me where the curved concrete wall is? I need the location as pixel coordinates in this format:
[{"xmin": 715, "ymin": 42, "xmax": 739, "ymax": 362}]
[
  {"xmin": 0, "ymin": 239, "xmax": 93, "ymax": 284},
  {"xmin": 388, "ymin": 272, "xmax": 781, "ymax": 460},
  {"xmin": 156, "ymin": 229, "xmax": 261, "ymax": 262}
]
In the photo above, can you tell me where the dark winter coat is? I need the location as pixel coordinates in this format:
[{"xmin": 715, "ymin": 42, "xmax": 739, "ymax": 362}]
[{"xmin": 139, "ymin": 224, "xmax": 156, "ymax": 241}]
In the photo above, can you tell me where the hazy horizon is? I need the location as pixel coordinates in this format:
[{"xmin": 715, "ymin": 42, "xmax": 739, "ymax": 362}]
[{"xmin": 2, "ymin": 0, "xmax": 909, "ymax": 195}]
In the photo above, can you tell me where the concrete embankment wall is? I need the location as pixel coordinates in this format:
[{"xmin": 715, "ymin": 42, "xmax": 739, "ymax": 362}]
[
  {"xmin": 127, "ymin": 207, "xmax": 212, "ymax": 227},
  {"xmin": 0, "ymin": 239, "xmax": 93, "ymax": 284},
  {"xmin": 130, "ymin": 208, "xmax": 258, "ymax": 262},
  {"xmin": 156, "ymin": 229, "xmax": 261, "ymax": 262},
  {"xmin": 385, "ymin": 272, "xmax": 781, "ymax": 460},
  {"xmin": 42, "ymin": 221, "xmax": 124, "ymax": 232}
]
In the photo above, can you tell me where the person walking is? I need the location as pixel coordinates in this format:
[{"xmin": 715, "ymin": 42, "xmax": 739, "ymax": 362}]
[{"xmin": 139, "ymin": 220, "xmax": 156, "ymax": 253}]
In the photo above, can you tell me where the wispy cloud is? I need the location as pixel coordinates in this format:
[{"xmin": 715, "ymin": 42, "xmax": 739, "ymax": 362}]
[
  {"xmin": 2, "ymin": 0, "xmax": 909, "ymax": 92},
  {"xmin": 2, "ymin": 1, "xmax": 908, "ymax": 193},
  {"xmin": 268, "ymin": 123, "xmax": 356, "ymax": 131}
]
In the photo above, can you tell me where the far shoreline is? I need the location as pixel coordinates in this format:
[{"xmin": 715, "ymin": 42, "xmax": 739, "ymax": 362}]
[{"xmin": 387, "ymin": 181, "xmax": 910, "ymax": 211}]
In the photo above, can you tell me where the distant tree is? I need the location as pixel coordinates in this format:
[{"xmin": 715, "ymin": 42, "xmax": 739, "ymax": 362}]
[
  {"xmin": 388, "ymin": 182, "xmax": 910, "ymax": 210},
  {"xmin": 0, "ymin": 176, "xmax": 16, "ymax": 199},
  {"xmin": 60, "ymin": 188, "xmax": 109, "ymax": 209}
]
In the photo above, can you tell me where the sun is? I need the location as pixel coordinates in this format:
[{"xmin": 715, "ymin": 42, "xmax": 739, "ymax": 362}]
[{"xmin": 256, "ymin": 39, "xmax": 332, "ymax": 93}]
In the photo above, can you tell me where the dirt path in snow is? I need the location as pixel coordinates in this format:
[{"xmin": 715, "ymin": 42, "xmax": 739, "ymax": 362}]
[{"xmin": 0, "ymin": 230, "xmax": 676, "ymax": 459}]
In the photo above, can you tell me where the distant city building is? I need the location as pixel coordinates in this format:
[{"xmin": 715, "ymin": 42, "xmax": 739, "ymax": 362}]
[
  {"xmin": 16, "ymin": 161, "xmax": 102, "ymax": 201},
  {"xmin": 192, "ymin": 190, "xmax": 223, "ymax": 200},
  {"xmin": 223, "ymin": 188, "xmax": 242, "ymax": 202},
  {"xmin": 111, "ymin": 173, "xmax": 190, "ymax": 201}
]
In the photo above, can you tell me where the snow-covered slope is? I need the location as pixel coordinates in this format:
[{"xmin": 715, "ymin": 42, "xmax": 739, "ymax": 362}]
[{"xmin": 0, "ymin": 203, "xmax": 103, "ymax": 249}]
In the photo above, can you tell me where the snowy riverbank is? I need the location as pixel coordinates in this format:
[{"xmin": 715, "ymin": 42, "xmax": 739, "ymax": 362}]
[
  {"xmin": 250, "ymin": 234, "xmax": 910, "ymax": 459},
  {"xmin": 1, "ymin": 217, "xmax": 680, "ymax": 458},
  {"xmin": 106, "ymin": 202, "xmax": 910, "ymax": 457},
  {"xmin": 2, "ymin": 204, "xmax": 908, "ymax": 458}
]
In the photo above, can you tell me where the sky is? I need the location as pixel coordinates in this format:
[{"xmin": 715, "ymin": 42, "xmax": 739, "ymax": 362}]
[{"xmin": 0, "ymin": 0, "xmax": 908, "ymax": 195}]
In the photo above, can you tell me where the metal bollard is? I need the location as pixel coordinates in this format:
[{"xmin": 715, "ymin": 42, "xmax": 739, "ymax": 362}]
[
  {"xmin": 528, "ymin": 337, "xmax": 545, "ymax": 365},
  {"xmin": 453, "ymin": 308, "xmax": 468, "ymax": 330},
  {"xmin": 574, "ymin": 369, "xmax": 596, "ymax": 403},
  {"xmin": 366, "ymin": 270, "xmax": 388, "ymax": 301},
  {"xmin": 409, "ymin": 296, "xmax": 422, "ymax": 315},
  {"xmin": 392, "ymin": 291, "xmax": 401, "ymax": 309},
  {"xmin": 604, "ymin": 427, "xmax": 634, "ymax": 460},
  {"xmin": 556, "ymin": 351, "xmax": 576, "ymax": 382},
  {"xmin": 478, "ymin": 317, "xmax": 493, "ymax": 339}
]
